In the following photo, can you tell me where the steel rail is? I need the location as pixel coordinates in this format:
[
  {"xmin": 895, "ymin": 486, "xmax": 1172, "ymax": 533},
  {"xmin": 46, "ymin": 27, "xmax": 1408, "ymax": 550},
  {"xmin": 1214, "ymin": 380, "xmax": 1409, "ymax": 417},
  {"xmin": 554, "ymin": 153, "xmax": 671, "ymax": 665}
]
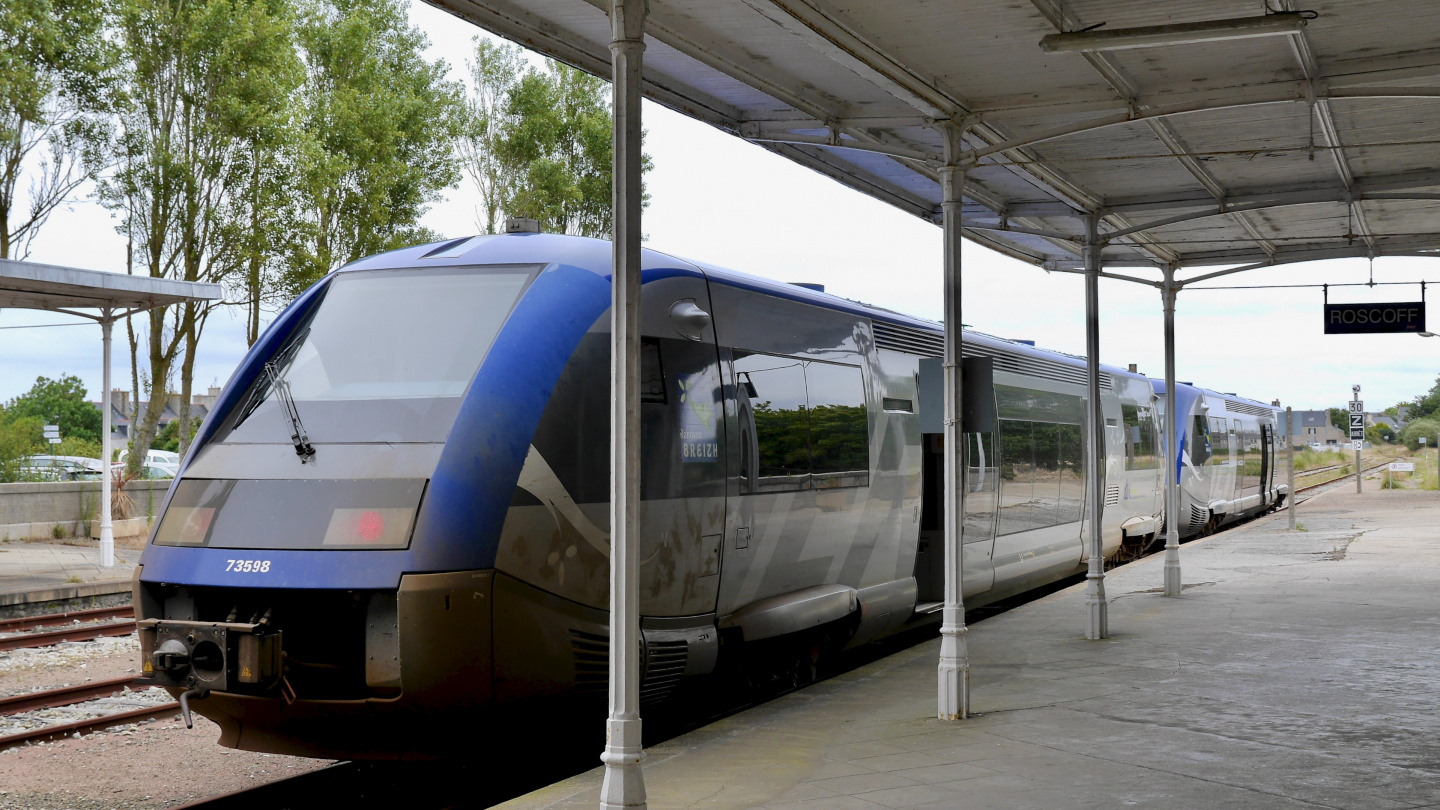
[
  {"xmin": 0, "ymin": 701, "xmax": 179, "ymax": 750},
  {"xmin": 0, "ymin": 620, "xmax": 136, "ymax": 652},
  {"xmin": 0, "ymin": 605, "xmax": 134, "ymax": 634},
  {"xmin": 0, "ymin": 675, "xmax": 156, "ymax": 717}
]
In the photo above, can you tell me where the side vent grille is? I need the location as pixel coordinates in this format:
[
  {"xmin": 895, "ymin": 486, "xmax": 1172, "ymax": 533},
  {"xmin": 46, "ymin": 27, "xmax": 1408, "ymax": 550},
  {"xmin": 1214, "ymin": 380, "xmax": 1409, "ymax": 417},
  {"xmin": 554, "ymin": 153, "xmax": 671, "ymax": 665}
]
[
  {"xmin": 570, "ymin": 629, "xmax": 608, "ymax": 694},
  {"xmin": 1187, "ymin": 504, "xmax": 1209, "ymax": 531},
  {"xmin": 1226, "ymin": 399, "xmax": 1273, "ymax": 418},
  {"xmin": 871, "ymin": 322, "xmax": 1113, "ymax": 391},
  {"xmin": 1105, "ymin": 486, "xmax": 1121, "ymax": 506},
  {"xmin": 570, "ymin": 630, "xmax": 690, "ymax": 706},
  {"xmin": 640, "ymin": 640, "xmax": 688, "ymax": 707},
  {"xmin": 872, "ymin": 321, "xmax": 944, "ymax": 356}
]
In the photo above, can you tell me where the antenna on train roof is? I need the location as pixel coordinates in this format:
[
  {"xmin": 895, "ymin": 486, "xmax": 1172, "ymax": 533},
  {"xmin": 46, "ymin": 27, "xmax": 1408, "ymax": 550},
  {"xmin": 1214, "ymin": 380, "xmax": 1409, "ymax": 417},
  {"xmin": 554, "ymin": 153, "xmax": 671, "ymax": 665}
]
[{"xmin": 505, "ymin": 217, "xmax": 541, "ymax": 233}]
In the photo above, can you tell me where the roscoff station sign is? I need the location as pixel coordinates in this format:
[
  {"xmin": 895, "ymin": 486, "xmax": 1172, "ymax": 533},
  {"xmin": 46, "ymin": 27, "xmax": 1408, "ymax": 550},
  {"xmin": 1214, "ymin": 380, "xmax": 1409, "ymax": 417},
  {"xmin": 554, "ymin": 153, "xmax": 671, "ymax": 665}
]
[{"xmin": 1324, "ymin": 301, "xmax": 1426, "ymax": 334}]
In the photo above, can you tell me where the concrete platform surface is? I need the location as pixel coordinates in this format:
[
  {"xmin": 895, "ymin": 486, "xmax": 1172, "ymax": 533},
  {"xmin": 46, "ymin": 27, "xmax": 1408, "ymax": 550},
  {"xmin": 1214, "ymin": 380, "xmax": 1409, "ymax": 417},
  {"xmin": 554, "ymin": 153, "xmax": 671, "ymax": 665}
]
[
  {"xmin": 501, "ymin": 481, "xmax": 1440, "ymax": 810},
  {"xmin": 0, "ymin": 539, "xmax": 137, "ymax": 595}
]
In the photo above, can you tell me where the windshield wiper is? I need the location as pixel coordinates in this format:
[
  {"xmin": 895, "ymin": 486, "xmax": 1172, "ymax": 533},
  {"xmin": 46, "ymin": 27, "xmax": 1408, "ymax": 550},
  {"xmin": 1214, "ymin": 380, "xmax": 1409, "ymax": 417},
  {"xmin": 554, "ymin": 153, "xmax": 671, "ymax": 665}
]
[{"xmin": 263, "ymin": 361, "xmax": 316, "ymax": 463}]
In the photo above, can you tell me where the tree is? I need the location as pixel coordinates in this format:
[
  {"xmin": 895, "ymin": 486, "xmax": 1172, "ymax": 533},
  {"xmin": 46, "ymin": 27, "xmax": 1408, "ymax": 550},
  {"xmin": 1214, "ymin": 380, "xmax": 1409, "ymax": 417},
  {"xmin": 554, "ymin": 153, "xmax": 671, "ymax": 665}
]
[
  {"xmin": 1327, "ymin": 407, "xmax": 1347, "ymax": 433},
  {"xmin": 99, "ymin": 0, "xmax": 301, "ymax": 473},
  {"xmin": 0, "ymin": 0, "xmax": 115, "ymax": 258},
  {"xmin": 282, "ymin": 0, "xmax": 463, "ymax": 296},
  {"xmin": 496, "ymin": 59, "xmax": 650, "ymax": 237},
  {"xmin": 457, "ymin": 38, "xmax": 526, "ymax": 235},
  {"xmin": 1408, "ymin": 377, "xmax": 1440, "ymax": 422},
  {"xmin": 0, "ymin": 415, "xmax": 44, "ymax": 482},
  {"xmin": 2, "ymin": 374, "xmax": 101, "ymax": 442},
  {"xmin": 1366, "ymin": 422, "xmax": 1394, "ymax": 445},
  {"xmin": 1400, "ymin": 418, "xmax": 1440, "ymax": 452}
]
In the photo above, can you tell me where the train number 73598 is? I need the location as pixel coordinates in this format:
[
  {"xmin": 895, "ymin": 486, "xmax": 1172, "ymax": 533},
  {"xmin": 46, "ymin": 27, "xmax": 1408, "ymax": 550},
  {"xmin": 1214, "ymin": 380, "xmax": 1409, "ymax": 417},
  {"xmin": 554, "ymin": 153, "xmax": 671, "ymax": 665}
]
[{"xmin": 226, "ymin": 559, "xmax": 271, "ymax": 573}]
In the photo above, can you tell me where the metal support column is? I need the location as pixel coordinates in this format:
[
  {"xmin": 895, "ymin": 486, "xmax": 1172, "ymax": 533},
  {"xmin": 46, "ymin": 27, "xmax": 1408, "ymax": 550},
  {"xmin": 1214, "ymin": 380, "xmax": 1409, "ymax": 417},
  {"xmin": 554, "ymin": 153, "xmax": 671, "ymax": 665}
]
[
  {"xmin": 1286, "ymin": 406, "xmax": 1296, "ymax": 530},
  {"xmin": 936, "ymin": 123, "xmax": 970, "ymax": 721},
  {"xmin": 1083, "ymin": 215, "xmax": 1109, "ymax": 639},
  {"xmin": 99, "ymin": 311, "xmax": 115, "ymax": 569},
  {"xmin": 599, "ymin": 0, "xmax": 647, "ymax": 807},
  {"xmin": 1161, "ymin": 267, "xmax": 1180, "ymax": 597}
]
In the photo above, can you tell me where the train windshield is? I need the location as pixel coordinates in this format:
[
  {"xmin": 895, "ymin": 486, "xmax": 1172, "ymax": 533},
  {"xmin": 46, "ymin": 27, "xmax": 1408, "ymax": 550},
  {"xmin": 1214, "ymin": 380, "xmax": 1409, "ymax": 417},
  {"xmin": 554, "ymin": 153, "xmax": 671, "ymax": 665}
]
[{"xmin": 226, "ymin": 265, "xmax": 535, "ymax": 444}]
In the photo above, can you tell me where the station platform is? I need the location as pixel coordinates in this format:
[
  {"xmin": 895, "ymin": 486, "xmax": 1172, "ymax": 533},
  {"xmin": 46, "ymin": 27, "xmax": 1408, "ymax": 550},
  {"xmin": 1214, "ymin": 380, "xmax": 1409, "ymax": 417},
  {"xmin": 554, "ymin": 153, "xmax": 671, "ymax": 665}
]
[
  {"xmin": 0, "ymin": 540, "xmax": 137, "ymax": 616},
  {"xmin": 502, "ymin": 481, "xmax": 1440, "ymax": 810}
]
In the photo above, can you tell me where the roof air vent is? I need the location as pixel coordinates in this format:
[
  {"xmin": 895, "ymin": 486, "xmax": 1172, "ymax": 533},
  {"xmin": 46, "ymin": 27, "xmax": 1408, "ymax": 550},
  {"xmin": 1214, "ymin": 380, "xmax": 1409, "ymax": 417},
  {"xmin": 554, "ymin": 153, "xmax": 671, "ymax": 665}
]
[
  {"xmin": 790, "ymin": 282, "xmax": 825, "ymax": 292},
  {"xmin": 1014, "ymin": 340, "xmax": 1035, "ymax": 346},
  {"xmin": 506, "ymin": 217, "xmax": 541, "ymax": 234}
]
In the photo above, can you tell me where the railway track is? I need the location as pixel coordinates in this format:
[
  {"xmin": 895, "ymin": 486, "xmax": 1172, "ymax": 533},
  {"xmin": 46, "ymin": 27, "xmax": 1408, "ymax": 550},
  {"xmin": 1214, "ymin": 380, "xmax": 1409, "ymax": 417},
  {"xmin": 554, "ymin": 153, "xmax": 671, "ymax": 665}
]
[
  {"xmin": 0, "ymin": 675, "xmax": 178, "ymax": 750},
  {"xmin": 1294, "ymin": 459, "xmax": 1393, "ymax": 497},
  {"xmin": 0, "ymin": 605, "xmax": 137, "ymax": 653}
]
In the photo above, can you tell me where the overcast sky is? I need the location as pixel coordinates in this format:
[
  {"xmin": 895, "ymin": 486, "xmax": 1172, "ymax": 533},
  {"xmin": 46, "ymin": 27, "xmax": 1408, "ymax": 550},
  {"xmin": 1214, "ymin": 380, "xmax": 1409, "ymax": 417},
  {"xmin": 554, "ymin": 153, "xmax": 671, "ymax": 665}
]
[{"xmin": 3, "ymin": 1, "xmax": 1437, "ymax": 413}]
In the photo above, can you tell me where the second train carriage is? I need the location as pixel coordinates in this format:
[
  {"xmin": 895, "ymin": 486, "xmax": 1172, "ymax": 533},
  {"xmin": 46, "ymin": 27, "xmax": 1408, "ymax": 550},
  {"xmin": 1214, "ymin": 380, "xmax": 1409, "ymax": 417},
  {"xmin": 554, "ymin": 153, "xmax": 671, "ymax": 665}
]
[
  {"xmin": 132, "ymin": 232, "xmax": 1278, "ymax": 759},
  {"xmin": 1154, "ymin": 381, "xmax": 1287, "ymax": 538}
]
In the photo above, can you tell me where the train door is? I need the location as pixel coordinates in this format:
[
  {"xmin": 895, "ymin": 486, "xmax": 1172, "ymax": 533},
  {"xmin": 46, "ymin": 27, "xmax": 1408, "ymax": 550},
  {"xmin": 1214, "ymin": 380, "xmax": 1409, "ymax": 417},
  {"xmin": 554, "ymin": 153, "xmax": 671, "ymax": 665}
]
[
  {"xmin": 914, "ymin": 430, "xmax": 996, "ymax": 604},
  {"xmin": 1260, "ymin": 424, "xmax": 1273, "ymax": 503}
]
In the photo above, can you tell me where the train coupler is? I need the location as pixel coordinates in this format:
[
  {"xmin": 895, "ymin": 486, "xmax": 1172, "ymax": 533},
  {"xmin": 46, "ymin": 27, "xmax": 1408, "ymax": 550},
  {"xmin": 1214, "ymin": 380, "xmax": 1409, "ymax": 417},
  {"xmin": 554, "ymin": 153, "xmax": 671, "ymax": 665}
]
[{"xmin": 139, "ymin": 618, "xmax": 283, "ymax": 694}]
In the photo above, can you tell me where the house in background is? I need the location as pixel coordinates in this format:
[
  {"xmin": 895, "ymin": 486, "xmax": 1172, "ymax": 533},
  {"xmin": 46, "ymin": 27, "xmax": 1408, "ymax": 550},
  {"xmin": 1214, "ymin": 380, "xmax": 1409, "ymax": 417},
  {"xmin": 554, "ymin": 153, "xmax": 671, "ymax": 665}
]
[
  {"xmin": 93, "ymin": 386, "xmax": 221, "ymax": 441},
  {"xmin": 1291, "ymin": 410, "xmax": 1347, "ymax": 447}
]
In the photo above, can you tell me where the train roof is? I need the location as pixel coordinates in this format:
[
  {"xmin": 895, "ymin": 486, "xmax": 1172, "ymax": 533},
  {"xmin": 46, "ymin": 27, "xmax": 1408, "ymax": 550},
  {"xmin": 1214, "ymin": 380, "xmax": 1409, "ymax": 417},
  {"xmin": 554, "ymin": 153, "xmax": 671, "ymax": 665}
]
[{"xmin": 341, "ymin": 232, "xmax": 1139, "ymax": 384}]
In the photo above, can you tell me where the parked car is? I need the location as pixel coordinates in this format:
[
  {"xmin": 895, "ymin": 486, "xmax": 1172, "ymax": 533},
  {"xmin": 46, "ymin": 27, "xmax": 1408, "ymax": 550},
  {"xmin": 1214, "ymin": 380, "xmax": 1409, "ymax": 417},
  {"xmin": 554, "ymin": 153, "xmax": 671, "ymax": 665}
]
[
  {"xmin": 18, "ymin": 455, "xmax": 106, "ymax": 481},
  {"xmin": 110, "ymin": 461, "xmax": 178, "ymax": 480},
  {"xmin": 117, "ymin": 448, "xmax": 181, "ymax": 467}
]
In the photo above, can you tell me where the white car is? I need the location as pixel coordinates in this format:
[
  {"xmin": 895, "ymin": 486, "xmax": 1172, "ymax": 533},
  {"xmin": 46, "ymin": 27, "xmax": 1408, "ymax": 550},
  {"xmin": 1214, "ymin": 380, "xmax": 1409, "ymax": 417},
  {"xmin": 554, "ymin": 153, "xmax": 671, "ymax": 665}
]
[{"xmin": 117, "ymin": 448, "xmax": 181, "ymax": 467}]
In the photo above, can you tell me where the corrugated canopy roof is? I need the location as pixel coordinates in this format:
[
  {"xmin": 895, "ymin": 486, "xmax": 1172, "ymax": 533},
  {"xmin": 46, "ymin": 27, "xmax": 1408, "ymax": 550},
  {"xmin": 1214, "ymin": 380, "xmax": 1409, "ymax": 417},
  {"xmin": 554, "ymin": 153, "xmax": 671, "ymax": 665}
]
[
  {"xmin": 0, "ymin": 259, "xmax": 223, "ymax": 314},
  {"xmin": 430, "ymin": 0, "xmax": 1440, "ymax": 281}
]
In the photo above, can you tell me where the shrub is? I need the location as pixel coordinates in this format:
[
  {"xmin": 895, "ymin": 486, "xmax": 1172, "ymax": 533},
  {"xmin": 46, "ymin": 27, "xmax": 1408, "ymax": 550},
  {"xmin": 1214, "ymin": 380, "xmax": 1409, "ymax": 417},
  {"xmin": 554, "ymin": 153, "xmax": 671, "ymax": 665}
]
[{"xmin": 1400, "ymin": 418, "xmax": 1440, "ymax": 451}]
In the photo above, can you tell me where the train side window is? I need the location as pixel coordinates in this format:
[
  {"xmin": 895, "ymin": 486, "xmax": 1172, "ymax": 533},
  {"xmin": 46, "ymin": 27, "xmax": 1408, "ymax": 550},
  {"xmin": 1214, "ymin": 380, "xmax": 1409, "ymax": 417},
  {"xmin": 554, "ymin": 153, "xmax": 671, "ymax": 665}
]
[
  {"xmin": 996, "ymin": 418, "xmax": 1085, "ymax": 534},
  {"xmin": 1208, "ymin": 417, "xmax": 1229, "ymax": 464},
  {"xmin": 640, "ymin": 338, "xmax": 666, "ymax": 403},
  {"xmin": 804, "ymin": 361, "xmax": 869, "ymax": 489},
  {"xmin": 1191, "ymin": 415, "xmax": 1212, "ymax": 465},
  {"xmin": 734, "ymin": 352, "xmax": 811, "ymax": 492},
  {"xmin": 963, "ymin": 432, "xmax": 997, "ymax": 543},
  {"xmin": 1122, "ymin": 404, "xmax": 1159, "ymax": 470}
]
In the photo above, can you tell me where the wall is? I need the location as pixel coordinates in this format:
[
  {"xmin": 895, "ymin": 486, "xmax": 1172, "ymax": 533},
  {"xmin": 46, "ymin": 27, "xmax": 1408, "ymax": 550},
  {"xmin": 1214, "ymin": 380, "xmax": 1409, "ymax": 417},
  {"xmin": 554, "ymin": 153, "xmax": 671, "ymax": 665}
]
[{"xmin": 0, "ymin": 480, "xmax": 171, "ymax": 542}]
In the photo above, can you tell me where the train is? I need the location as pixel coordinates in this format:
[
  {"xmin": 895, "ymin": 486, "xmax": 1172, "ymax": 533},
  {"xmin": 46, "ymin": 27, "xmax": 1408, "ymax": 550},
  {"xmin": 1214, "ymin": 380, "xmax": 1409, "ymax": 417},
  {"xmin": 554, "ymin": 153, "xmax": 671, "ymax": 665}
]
[{"xmin": 132, "ymin": 232, "xmax": 1287, "ymax": 759}]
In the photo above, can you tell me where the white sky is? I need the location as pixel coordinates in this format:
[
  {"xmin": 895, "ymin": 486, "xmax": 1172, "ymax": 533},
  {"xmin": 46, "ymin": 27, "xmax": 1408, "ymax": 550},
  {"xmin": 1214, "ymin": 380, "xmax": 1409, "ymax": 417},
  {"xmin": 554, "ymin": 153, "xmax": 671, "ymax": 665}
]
[{"xmin": 2, "ymin": 0, "xmax": 1437, "ymax": 413}]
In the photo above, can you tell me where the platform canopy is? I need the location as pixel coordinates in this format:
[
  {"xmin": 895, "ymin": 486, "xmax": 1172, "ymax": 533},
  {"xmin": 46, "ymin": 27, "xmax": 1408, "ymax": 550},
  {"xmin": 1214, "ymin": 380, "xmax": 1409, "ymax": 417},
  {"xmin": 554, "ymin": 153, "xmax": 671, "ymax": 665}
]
[
  {"xmin": 430, "ymin": 0, "xmax": 1440, "ymax": 277},
  {"xmin": 0, "ymin": 258, "xmax": 222, "ymax": 313}
]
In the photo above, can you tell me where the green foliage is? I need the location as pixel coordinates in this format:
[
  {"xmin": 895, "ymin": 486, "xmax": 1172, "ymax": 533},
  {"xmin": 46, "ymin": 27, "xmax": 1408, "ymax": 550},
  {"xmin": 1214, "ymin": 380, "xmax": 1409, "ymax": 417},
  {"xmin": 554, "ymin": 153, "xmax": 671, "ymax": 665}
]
[
  {"xmin": 1410, "ymin": 377, "xmax": 1440, "ymax": 422},
  {"xmin": 460, "ymin": 50, "xmax": 651, "ymax": 238},
  {"xmin": 153, "ymin": 418, "xmax": 199, "ymax": 453},
  {"xmin": 1328, "ymin": 408, "xmax": 1347, "ymax": 432},
  {"xmin": 457, "ymin": 37, "xmax": 525, "ymax": 234},
  {"xmin": 1366, "ymin": 421, "xmax": 1394, "ymax": 445},
  {"xmin": 283, "ymin": 0, "xmax": 463, "ymax": 294},
  {"xmin": 0, "ymin": 0, "xmax": 116, "ymax": 258},
  {"xmin": 55, "ymin": 435, "xmax": 101, "ymax": 460},
  {"xmin": 1400, "ymin": 418, "xmax": 1440, "ymax": 451},
  {"xmin": 0, "ymin": 416, "xmax": 44, "ymax": 482},
  {"xmin": 1384, "ymin": 404, "xmax": 1402, "ymax": 419},
  {"xmin": 101, "ymin": 0, "xmax": 303, "ymax": 475},
  {"xmin": 2, "ymin": 374, "xmax": 100, "ymax": 442},
  {"xmin": 751, "ymin": 402, "xmax": 811, "ymax": 476}
]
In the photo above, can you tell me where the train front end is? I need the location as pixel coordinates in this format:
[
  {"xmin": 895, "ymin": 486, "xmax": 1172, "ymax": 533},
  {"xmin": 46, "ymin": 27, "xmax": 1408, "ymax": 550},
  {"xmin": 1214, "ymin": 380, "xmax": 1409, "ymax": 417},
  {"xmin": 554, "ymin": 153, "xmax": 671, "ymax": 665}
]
[{"xmin": 132, "ymin": 235, "xmax": 611, "ymax": 758}]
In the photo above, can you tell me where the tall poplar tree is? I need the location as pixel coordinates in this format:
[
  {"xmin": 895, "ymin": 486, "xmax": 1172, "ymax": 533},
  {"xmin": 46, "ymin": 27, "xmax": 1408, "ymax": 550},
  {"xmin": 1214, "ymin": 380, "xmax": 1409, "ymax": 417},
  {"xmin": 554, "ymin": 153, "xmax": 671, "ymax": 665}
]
[
  {"xmin": 100, "ymin": 0, "xmax": 301, "ymax": 471},
  {"xmin": 283, "ymin": 0, "xmax": 463, "ymax": 294},
  {"xmin": 0, "ymin": 0, "xmax": 114, "ymax": 258}
]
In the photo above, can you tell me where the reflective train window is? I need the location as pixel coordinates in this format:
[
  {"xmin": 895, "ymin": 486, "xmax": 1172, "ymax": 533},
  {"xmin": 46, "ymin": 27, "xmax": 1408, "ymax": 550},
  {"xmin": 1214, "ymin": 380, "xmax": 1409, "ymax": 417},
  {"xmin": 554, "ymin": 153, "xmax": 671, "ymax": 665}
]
[
  {"xmin": 734, "ymin": 353, "xmax": 811, "ymax": 492},
  {"xmin": 804, "ymin": 361, "xmax": 869, "ymax": 489},
  {"xmin": 1122, "ymin": 405, "xmax": 1159, "ymax": 470},
  {"xmin": 1208, "ymin": 417, "xmax": 1229, "ymax": 465},
  {"xmin": 732, "ymin": 353, "xmax": 871, "ymax": 493},
  {"xmin": 1192, "ymin": 415, "xmax": 1213, "ymax": 465},
  {"xmin": 963, "ymin": 432, "xmax": 997, "ymax": 544},
  {"xmin": 996, "ymin": 416, "xmax": 1085, "ymax": 536}
]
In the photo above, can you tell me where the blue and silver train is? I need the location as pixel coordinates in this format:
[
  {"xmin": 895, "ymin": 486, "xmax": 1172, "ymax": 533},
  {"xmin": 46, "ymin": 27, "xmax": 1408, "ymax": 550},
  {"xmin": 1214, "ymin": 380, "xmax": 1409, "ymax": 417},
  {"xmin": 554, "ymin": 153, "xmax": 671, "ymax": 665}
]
[{"xmin": 133, "ymin": 233, "xmax": 1286, "ymax": 758}]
